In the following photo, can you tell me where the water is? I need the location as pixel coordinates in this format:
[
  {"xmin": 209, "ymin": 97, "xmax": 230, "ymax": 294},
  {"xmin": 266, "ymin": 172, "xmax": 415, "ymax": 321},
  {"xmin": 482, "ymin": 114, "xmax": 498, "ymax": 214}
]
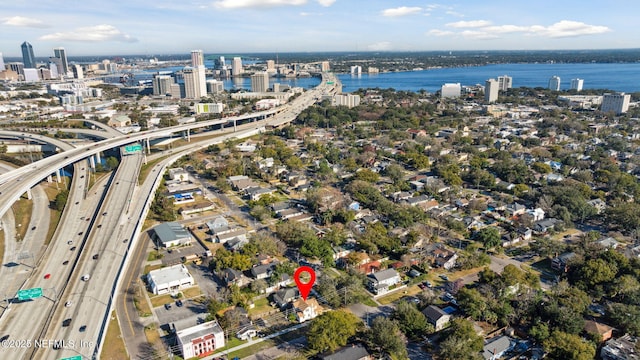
[{"xmin": 336, "ymin": 63, "xmax": 640, "ymax": 93}]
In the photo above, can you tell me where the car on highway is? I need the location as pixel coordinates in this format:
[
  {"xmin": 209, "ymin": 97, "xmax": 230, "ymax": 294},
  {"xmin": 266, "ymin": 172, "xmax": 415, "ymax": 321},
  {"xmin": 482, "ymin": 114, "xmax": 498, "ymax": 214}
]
[
  {"xmin": 65, "ymin": 301, "xmax": 72, "ymax": 307},
  {"xmin": 97, "ymin": 224, "xmax": 102, "ymax": 228},
  {"xmin": 123, "ymin": 239, "xmax": 129, "ymax": 243},
  {"xmin": 62, "ymin": 318, "xmax": 72, "ymax": 327},
  {"xmin": 67, "ymin": 240, "xmax": 73, "ymax": 245},
  {"xmin": 0, "ymin": 335, "xmax": 9, "ymax": 342},
  {"xmin": 70, "ymin": 246, "xmax": 76, "ymax": 251},
  {"xmin": 44, "ymin": 273, "xmax": 51, "ymax": 279},
  {"xmin": 62, "ymin": 260, "xmax": 69, "ymax": 265},
  {"xmin": 102, "ymin": 212, "xmax": 107, "ymax": 216},
  {"xmin": 31, "ymin": 226, "xmax": 36, "ymax": 230},
  {"xmin": 92, "ymin": 254, "xmax": 99, "ymax": 260},
  {"xmin": 79, "ymin": 325, "xmax": 86, "ymax": 332},
  {"xmin": 78, "ymin": 232, "xmax": 83, "ymax": 236},
  {"xmin": 81, "ymin": 274, "xmax": 90, "ymax": 281}
]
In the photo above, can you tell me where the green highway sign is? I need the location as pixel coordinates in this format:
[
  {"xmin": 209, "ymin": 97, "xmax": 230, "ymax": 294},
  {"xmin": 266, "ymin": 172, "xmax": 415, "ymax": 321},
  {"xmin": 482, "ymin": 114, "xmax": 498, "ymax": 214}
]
[
  {"xmin": 124, "ymin": 144, "xmax": 142, "ymax": 154},
  {"xmin": 60, "ymin": 356, "xmax": 82, "ymax": 360},
  {"xmin": 17, "ymin": 287, "xmax": 42, "ymax": 301}
]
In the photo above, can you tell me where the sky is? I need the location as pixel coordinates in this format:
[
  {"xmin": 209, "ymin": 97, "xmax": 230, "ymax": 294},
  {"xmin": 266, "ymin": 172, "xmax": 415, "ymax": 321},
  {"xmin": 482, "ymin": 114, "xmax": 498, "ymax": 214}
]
[{"xmin": 0, "ymin": 0, "xmax": 638, "ymax": 57}]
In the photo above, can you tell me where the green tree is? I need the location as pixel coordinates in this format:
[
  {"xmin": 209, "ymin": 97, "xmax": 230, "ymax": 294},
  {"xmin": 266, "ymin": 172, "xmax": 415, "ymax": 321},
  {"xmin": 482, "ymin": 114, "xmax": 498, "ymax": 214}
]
[
  {"xmin": 543, "ymin": 330, "xmax": 596, "ymax": 360},
  {"xmin": 307, "ymin": 310, "xmax": 362, "ymax": 353},
  {"xmin": 365, "ymin": 317, "xmax": 408, "ymax": 359},
  {"xmin": 53, "ymin": 189, "xmax": 69, "ymax": 211},
  {"xmin": 475, "ymin": 227, "xmax": 501, "ymax": 249},
  {"xmin": 438, "ymin": 319, "xmax": 484, "ymax": 360},
  {"xmin": 392, "ymin": 301, "xmax": 432, "ymax": 338},
  {"xmin": 354, "ymin": 168, "xmax": 380, "ymax": 183}
]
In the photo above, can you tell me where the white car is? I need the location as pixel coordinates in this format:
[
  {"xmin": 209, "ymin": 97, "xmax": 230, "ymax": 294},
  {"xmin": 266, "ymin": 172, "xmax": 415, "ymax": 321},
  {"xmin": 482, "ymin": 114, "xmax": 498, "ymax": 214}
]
[
  {"xmin": 81, "ymin": 274, "xmax": 90, "ymax": 281},
  {"xmin": 65, "ymin": 301, "xmax": 72, "ymax": 307}
]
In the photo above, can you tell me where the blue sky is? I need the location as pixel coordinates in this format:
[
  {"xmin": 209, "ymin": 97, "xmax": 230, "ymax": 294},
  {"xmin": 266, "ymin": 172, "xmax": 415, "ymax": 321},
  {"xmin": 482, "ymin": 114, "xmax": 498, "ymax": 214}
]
[{"xmin": 0, "ymin": 0, "xmax": 637, "ymax": 57}]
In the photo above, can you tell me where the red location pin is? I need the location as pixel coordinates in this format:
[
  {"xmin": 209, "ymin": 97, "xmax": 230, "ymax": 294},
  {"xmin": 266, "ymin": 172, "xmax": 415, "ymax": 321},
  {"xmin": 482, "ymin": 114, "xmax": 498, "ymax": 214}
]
[{"xmin": 293, "ymin": 266, "xmax": 316, "ymax": 300}]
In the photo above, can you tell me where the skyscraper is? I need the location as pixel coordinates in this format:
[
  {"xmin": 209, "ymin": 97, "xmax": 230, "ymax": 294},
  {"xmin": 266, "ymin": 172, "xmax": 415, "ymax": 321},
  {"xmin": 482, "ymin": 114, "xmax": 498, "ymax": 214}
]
[
  {"xmin": 72, "ymin": 64, "xmax": 83, "ymax": 79},
  {"xmin": 191, "ymin": 50, "xmax": 204, "ymax": 67},
  {"xmin": 183, "ymin": 67, "xmax": 206, "ymax": 99},
  {"xmin": 570, "ymin": 78, "xmax": 584, "ymax": 92},
  {"xmin": 0, "ymin": 52, "xmax": 5, "ymax": 71},
  {"xmin": 266, "ymin": 60, "xmax": 275, "ymax": 74},
  {"xmin": 21, "ymin": 41, "xmax": 36, "ymax": 69},
  {"xmin": 232, "ymin": 57, "xmax": 243, "ymax": 76},
  {"xmin": 548, "ymin": 76, "xmax": 561, "ymax": 91},
  {"xmin": 485, "ymin": 79, "xmax": 499, "ymax": 103},
  {"xmin": 251, "ymin": 72, "xmax": 269, "ymax": 92},
  {"xmin": 153, "ymin": 75, "xmax": 175, "ymax": 95},
  {"xmin": 53, "ymin": 47, "xmax": 69, "ymax": 75},
  {"xmin": 497, "ymin": 75, "xmax": 512, "ymax": 91}
]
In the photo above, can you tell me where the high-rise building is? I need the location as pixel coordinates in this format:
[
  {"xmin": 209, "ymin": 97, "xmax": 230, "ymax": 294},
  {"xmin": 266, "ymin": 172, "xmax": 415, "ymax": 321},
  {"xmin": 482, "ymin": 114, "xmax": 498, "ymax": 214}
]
[
  {"xmin": 8, "ymin": 62, "xmax": 24, "ymax": 75},
  {"xmin": 72, "ymin": 64, "xmax": 83, "ymax": 79},
  {"xmin": 0, "ymin": 53, "xmax": 5, "ymax": 71},
  {"xmin": 548, "ymin": 76, "xmax": 561, "ymax": 91},
  {"xmin": 38, "ymin": 67, "xmax": 52, "ymax": 80},
  {"xmin": 21, "ymin": 41, "xmax": 36, "ymax": 69},
  {"xmin": 153, "ymin": 75, "xmax": 175, "ymax": 96},
  {"xmin": 321, "ymin": 61, "xmax": 330, "ymax": 72},
  {"xmin": 601, "ymin": 93, "xmax": 631, "ymax": 114},
  {"xmin": 570, "ymin": 78, "xmax": 584, "ymax": 92},
  {"xmin": 47, "ymin": 62, "xmax": 59, "ymax": 78},
  {"xmin": 266, "ymin": 60, "xmax": 275, "ymax": 73},
  {"xmin": 497, "ymin": 75, "xmax": 512, "ymax": 91},
  {"xmin": 251, "ymin": 72, "xmax": 269, "ymax": 93},
  {"xmin": 441, "ymin": 83, "xmax": 461, "ymax": 98},
  {"xmin": 232, "ymin": 57, "xmax": 243, "ymax": 76},
  {"xmin": 333, "ymin": 94, "xmax": 361, "ymax": 108},
  {"xmin": 23, "ymin": 68, "xmax": 39, "ymax": 82},
  {"xmin": 350, "ymin": 65, "xmax": 362, "ymax": 75},
  {"xmin": 191, "ymin": 50, "xmax": 204, "ymax": 67},
  {"xmin": 215, "ymin": 56, "xmax": 226, "ymax": 70},
  {"xmin": 53, "ymin": 47, "xmax": 69, "ymax": 75},
  {"xmin": 206, "ymin": 79, "xmax": 224, "ymax": 94},
  {"xmin": 485, "ymin": 79, "xmax": 499, "ymax": 103},
  {"xmin": 183, "ymin": 66, "xmax": 206, "ymax": 99}
]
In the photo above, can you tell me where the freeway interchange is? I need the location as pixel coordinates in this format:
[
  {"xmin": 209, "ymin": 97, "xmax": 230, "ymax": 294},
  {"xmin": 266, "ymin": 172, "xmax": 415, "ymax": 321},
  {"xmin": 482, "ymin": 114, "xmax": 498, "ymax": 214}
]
[{"xmin": 0, "ymin": 73, "xmax": 339, "ymax": 359}]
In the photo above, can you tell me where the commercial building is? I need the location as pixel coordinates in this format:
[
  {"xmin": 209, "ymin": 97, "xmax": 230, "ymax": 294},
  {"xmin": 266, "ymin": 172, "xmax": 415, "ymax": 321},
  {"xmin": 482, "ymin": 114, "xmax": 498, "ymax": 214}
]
[
  {"xmin": 22, "ymin": 68, "xmax": 39, "ymax": 82},
  {"xmin": 548, "ymin": 75, "xmax": 561, "ymax": 91},
  {"xmin": 320, "ymin": 61, "xmax": 330, "ymax": 72},
  {"xmin": 21, "ymin": 41, "xmax": 36, "ymax": 69},
  {"xmin": 251, "ymin": 71, "xmax": 270, "ymax": 93},
  {"xmin": 151, "ymin": 222, "xmax": 193, "ymax": 248},
  {"xmin": 72, "ymin": 64, "xmax": 83, "ymax": 79},
  {"xmin": 152, "ymin": 75, "xmax": 175, "ymax": 96},
  {"xmin": 206, "ymin": 79, "xmax": 224, "ymax": 94},
  {"xmin": 191, "ymin": 49, "xmax": 204, "ymax": 67},
  {"xmin": 333, "ymin": 93, "xmax": 361, "ymax": 108},
  {"xmin": 601, "ymin": 92, "xmax": 631, "ymax": 114},
  {"xmin": 53, "ymin": 47, "xmax": 69, "ymax": 75},
  {"xmin": 484, "ymin": 78, "xmax": 499, "ymax": 103},
  {"xmin": 195, "ymin": 103, "xmax": 224, "ymax": 114},
  {"xmin": 441, "ymin": 83, "xmax": 461, "ymax": 98},
  {"xmin": 570, "ymin": 78, "xmax": 584, "ymax": 92},
  {"xmin": 497, "ymin": 75, "xmax": 512, "ymax": 91},
  {"xmin": 232, "ymin": 57, "xmax": 243, "ymax": 76},
  {"xmin": 266, "ymin": 59, "xmax": 275, "ymax": 73},
  {"xmin": 350, "ymin": 65, "xmax": 362, "ymax": 75},
  {"xmin": 183, "ymin": 66, "xmax": 206, "ymax": 99},
  {"xmin": 147, "ymin": 264, "xmax": 195, "ymax": 295},
  {"xmin": 176, "ymin": 320, "xmax": 225, "ymax": 359}
]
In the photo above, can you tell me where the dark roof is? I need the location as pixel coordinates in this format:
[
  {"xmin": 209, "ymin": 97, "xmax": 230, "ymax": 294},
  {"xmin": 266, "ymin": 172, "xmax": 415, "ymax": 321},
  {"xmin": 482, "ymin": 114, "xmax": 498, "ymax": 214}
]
[
  {"xmin": 319, "ymin": 344, "xmax": 370, "ymax": 360},
  {"xmin": 422, "ymin": 305, "xmax": 448, "ymax": 321},
  {"xmin": 367, "ymin": 268, "xmax": 399, "ymax": 283},
  {"xmin": 153, "ymin": 222, "xmax": 190, "ymax": 244}
]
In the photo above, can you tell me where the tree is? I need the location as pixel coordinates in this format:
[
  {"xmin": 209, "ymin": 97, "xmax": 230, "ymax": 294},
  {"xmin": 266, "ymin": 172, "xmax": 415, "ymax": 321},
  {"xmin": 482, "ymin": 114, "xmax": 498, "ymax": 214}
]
[
  {"xmin": 354, "ymin": 168, "xmax": 380, "ymax": 183},
  {"xmin": 475, "ymin": 227, "xmax": 501, "ymax": 249},
  {"xmin": 392, "ymin": 301, "xmax": 432, "ymax": 338},
  {"xmin": 365, "ymin": 317, "xmax": 408, "ymax": 359},
  {"xmin": 53, "ymin": 189, "xmax": 69, "ymax": 211},
  {"xmin": 438, "ymin": 319, "xmax": 484, "ymax": 360},
  {"xmin": 543, "ymin": 330, "xmax": 595, "ymax": 360},
  {"xmin": 307, "ymin": 310, "xmax": 362, "ymax": 353}
]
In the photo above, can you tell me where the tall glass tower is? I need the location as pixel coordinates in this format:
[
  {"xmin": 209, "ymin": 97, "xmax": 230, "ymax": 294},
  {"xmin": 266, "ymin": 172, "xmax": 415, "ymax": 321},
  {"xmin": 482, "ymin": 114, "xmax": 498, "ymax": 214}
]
[
  {"xmin": 53, "ymin": 47, "xmax": 69, "ymax": 74},
  {"xmin": 21, "ymin": 41, "xmax": 36, "ymax": 68}
]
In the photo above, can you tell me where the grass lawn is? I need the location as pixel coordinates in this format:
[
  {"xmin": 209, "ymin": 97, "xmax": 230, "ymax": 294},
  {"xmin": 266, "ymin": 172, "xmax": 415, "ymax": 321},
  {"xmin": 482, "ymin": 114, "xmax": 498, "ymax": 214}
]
[
  {"xmin": 147, "ymin": 250, "xmax": 163, "ymax": 262},
  {"xmin": 138, "ymin": 157, "xmax": 166, "ymax": 184},
  {"xmin": 41, "ymin": 183, "xmax": 63, "ymax": 245},
  {"xmin": 377, "ymin": 285, "xmax": 422, "ymax": 305},
  {"xmin": 361, "ymin": 297, "xmax": 379, "ymax": 307},
  {"xmin": 133, "ymin": 284, "xmax": 153, "ymax": 317},
  {"xmin": 144, "ymin": 324, "xmax": 164, "ymax": 353},
  {"xmin": 12, "ymin": 197, "xmax": 33, "ymax": 241},
  {"xmin": 149, "ymin": 293, "xmax": 175, "ymax": 308},
  {"xmin": 248, "ymin": 297, "xmax": 272, "ymax": 317},
  {"xmin": 143, "ymin": 264, "xmax": 163, "ymax": 274},
  {"xmin": 181, "ymin": 286, "xmax": 202, "ymax": 299},
  {"xmin": 101, "ymin": 311, "xmax": 129, "ymax": 360}
]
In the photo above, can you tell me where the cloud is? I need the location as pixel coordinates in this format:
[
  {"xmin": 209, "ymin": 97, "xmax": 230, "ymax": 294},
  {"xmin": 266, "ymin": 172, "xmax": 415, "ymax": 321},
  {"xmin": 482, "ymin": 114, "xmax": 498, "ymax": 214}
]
[
  {"xmin": 433, "ymin": 19, "xmax": 611, "ymax": 39},
  {"xmin": 2, "ymin": 16, "xmax": 50, "ymax": 28},
  {"xmin": 446, "ymin": 20, "xmax": 492, "ymax": 28},
  {"xmin": 381, "ymin": 6, "xmax": 422, "ymax": 17},
  {"xmin": 367, "ymin": 41, "xmax": 392, "ymax": 51},
  {"xmin": 213, "ymin": 0, "xmax": 306, "ymax": 9},
  {"xmin": 39, "ymin": 25, "xmax": 137, "ymax": 42},
  {"xmin": 445, "ymin": 10, "xmax": 464, "ymax": 18},
  {"xmin": 316, "ymin": 0, "xmax": 335, "ymax": 6}
]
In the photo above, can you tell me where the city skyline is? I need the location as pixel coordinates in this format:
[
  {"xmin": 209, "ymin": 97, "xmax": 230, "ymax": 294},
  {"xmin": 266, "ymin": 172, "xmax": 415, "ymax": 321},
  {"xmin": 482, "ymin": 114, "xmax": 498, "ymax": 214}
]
[{"xmin": 0, "ymin": 1, "xmax": 638, "ymax": 57}]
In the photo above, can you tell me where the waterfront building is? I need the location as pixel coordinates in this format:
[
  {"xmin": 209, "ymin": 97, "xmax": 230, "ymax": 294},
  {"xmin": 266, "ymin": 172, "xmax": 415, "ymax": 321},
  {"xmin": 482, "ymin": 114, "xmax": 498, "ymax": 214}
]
[
  {"xmin": 153, "ymin": 75, "xmax": 175, "ymax": 96},
  {"xmin": 350, "ymin": 65, "xmax": 362, "ymax": 75},
  {"xmin": 53, "ymin": 47, "xmax": 69, "ymax": 75},
  {"xmin": 485, "ymin": 78, "xmax": 499, "ymax": 103},
  {"xmin": 441, "ymin": 83, "xmax": 461, "ymax": 98},
  {"xmin": 266, "ymin": 59, "xmax": 275, "ymax": 74},
  {"xmin": 0, "ymin": 52, "xmax": 5, "ymax": 71},
  {"xmin": 321, "ymin": 61, "xmax": 330, "ymax": 72},
  {"xmin": 251, "ymin": 72, "xmax": 269, "ymax": 93},
  {"xmin": 191, "ymin": 49, "xmax": 204, "ymax": 67},
  {"xmin": 232, "ymin": 57, "xmax": 243, "ymax": 76},
  {"xmin": 548, "ymin": 76, "xmax": 561, "ymax": 91},
  {"xmin": 601, "ymin": 93, "xmax": 631, "ymax": 114},
  {"xmin": 333, "ymin": 93, "xmax": 361, "ymax": 108},
  {"xmin": 183, "ymin": 66, "xmax": 207, "ymax": 99},
  {"xmin": 21, "ymin": 41, "xmax": 36, "ymax": 69},
  {"xmin": 206, "ymin": 79, "xmax": 224, "ymax": 94},
  {"xmin": 368, "ymin": 67, "xmax": 379, "ymax": 74},
  {"xmin": 570, "ymin": 78, "xmax": 584, "ymax": 92},
  {"xmin": 497, "ymin": 75, "xmax": 512, "ymax": 91}
]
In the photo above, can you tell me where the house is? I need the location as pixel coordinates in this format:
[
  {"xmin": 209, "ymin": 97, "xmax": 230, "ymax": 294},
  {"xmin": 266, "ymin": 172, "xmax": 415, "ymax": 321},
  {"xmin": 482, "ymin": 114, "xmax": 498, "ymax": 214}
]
[
  {"xmin": 584, "ymin": 320, "xmax": 614, "ymax": 343},
  {"xmin": 587, "ymin": 198, "xmax": 607, "ymax": 214},
  {"xmin": 219, "ymin": 268, "xmax": 248, "ymax": 287},
  {"xmin": 424, "ymin": 244, "xmax": 458, "ymax": 270},
  {"xmin": 206, "ymin": 216, "xmax": 230, "ymax": 235},
  {"xmin": 482, "ymin": 336, "xmax": 514, "ymax": 360},
  {"xmin": 422, "ymin": 305, "xmax": 451, "ymax": 331},
  {"xmin": 596, "ymin": 237, "xmax": 619, "ymax": 249},
  {"xmin": 168, "ymin": 167, "xmax": 190, "ymax": 182},
  {"xmin": 236, "ymin": 323, "xmax": 258, "ymax": 341},
  {"xmin": 505, "ymin": 203, "xmax": 526, "ymax": 217},
  {"xmin": 601, "ymin": 334, "xmax": 640, "ymax": 360},
  {"xmin": 216, "ymin": 229, "xmax": 247, "ymax": 244},
  {"xmin": 246, "ymin": 187, "xmax": 276, "ymax": 201},
  {"xmin": 272, "ymin": 288, "xmax": 299, "ymax": 309},
  {"xmin": 151, "ymin": 222, "xmax": 192, "ymax": 248},
  {"xmin": 318, "ymin": 344, "xmax": 372, "ymax": 360},
  {"xmin": 250, "ymin": 262, "xmax": 276, "ymax": 280},
  {"xmin": 367, "ymin": 268, "xmax": 401, "ymax": 295},
  {"xmin": 292, "ymin": 298, "xmax": 320, "ymax": 323},
  {"xmin": 551, "ymin": 252, "xmax": 577, "ymax": 272},
  {"xmin": 533, "ymin": 218, "xmax": 562, "ymax": 233}
]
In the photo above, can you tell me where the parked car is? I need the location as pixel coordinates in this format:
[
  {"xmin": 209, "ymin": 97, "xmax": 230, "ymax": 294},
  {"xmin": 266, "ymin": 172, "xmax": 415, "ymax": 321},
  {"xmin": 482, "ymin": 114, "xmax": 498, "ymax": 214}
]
[
  {"xmin": 65, "ymin": 301, "xmax": 72, "ymax": 307},
  {"xmin": 81, "ymin": 274, "xmax": 90, "ymax": 281},
  {"xmin": 176, "ymin": 300, "xmax": 183, "ymax": 307},
  {"xmin": 164, "ymin": 303, "xmax": 171, "ymax": 310}
]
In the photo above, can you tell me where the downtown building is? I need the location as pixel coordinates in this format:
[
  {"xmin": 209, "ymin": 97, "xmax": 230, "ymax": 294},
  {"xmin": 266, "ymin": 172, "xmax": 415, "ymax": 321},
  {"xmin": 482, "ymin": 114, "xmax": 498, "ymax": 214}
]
[
  {"xmin": 53, "ymin": 47, "xmax": 69, "ymax": 75},
  {"xmin": 601, "ymin": 93, "xmax": 631, "ymax": 114},
  {"xmin": 232, "ymin": 57, "xmax": 243, "ymax": 76},
  {"xmin": 497, "ymin": 75, "xmax": 513, "ymax": 91},
  {"xmin": 441, "ymin": 83, "xmax": 461, "ymax": 98},
  {"xmin": 251, "ymin": 72, "xmax": 269, "ymax": 93},
  {"xmin": 485, "ymin": 78, "xmax": 499, "ymax": 103},
  {"xmin": 183, "ymin": 67, "xmax": 207, "ymax": 99},
  {"xmin": 21, "ymin": 41, "xmax": 36, "ymax": 69},
  {"xmin": 570, "ymin": 78, "xmax": 584, "ymax": 92},
  {"xmin": 152, "ymin": 75, "xmax": 175, "ymax": 96}
]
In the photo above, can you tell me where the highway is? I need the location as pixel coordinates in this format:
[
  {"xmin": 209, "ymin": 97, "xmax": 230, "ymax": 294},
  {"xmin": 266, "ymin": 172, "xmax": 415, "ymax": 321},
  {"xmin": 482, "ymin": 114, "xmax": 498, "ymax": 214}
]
[{"xmin": 0, "ymin": 72, "xmax": 340, "ymax": 359}]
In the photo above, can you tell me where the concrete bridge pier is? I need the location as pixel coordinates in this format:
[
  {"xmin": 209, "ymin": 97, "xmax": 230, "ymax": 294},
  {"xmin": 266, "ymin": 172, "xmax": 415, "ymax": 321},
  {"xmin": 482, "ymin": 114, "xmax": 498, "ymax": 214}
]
[{"xmin": 89, "ymin": 156, "xmax": 96, "ymax": 170}]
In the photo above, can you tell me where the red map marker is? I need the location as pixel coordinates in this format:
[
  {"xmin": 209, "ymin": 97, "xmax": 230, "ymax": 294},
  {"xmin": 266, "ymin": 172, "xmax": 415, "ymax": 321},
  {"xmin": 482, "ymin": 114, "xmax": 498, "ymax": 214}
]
[{"xmin": 294, "ymin": 266, "xmax": 316, "ymax": 300}]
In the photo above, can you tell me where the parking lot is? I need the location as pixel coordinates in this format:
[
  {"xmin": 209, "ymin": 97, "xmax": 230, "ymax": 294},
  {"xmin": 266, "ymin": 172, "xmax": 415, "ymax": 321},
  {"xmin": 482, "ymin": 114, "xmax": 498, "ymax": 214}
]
[{"xmin": 155, "ymin": 298, "xmax": 209, "ymax": 329}]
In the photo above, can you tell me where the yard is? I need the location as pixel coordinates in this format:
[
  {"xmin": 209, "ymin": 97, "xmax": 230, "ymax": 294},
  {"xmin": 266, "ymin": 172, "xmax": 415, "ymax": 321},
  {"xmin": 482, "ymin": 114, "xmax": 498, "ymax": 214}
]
[
  {"xmin": 377, "ymin": 285, "xmax": 422, "ymax": 305},
  {"xmin": 248, "ymin": 297, "xmax": 273, "ymax": 317}
]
